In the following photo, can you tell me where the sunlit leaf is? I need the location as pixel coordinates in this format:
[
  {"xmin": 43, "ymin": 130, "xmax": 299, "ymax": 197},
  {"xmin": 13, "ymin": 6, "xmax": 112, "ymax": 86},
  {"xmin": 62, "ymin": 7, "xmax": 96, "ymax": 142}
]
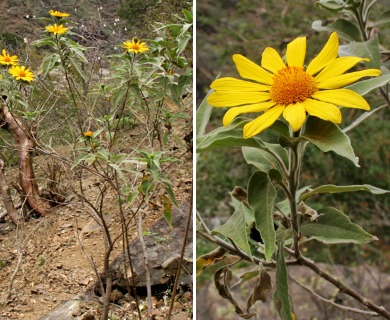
[
  {"xmin": 160, "ymin": 195, "xmax": 172, "ymax": 228},
  {"xmin": 301, "ymin": 117, "xmax": 359, "ymax": 167}
]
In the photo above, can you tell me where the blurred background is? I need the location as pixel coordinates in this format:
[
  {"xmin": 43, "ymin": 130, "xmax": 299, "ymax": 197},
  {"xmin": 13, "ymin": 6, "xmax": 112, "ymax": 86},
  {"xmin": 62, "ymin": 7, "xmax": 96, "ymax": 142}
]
[{"xmin": 196, "ymin": 0, "xmax": 390, "ymax": 318}]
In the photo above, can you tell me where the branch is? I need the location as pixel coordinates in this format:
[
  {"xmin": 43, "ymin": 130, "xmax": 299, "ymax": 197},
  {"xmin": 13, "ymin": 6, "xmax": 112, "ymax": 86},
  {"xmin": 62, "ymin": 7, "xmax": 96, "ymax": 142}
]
[
  {"xmin": 289, "ymin": 274, "xmax": 381, "ymax": 317},
  {"xmin": 138, "ymin": 210, "xmax": 153, "ymax": 319},
  {"xmin": 167, "ymin": 184, "xmax": 193, "ymax": 319},
  {"xmin": 196, "ymin": 211, "xmax": 299, "ymax": 268},
  {"xmin": 283, "ymin": 247, "xmax": 390, "ymax": 319}
]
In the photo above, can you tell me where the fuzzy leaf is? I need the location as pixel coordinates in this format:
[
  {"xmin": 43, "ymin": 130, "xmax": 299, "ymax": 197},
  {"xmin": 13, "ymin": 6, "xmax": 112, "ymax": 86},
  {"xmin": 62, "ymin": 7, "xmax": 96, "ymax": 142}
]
[
  {"xmin": 197, "ymin": 118, "xmax": 266, "ymax": 152},
  {"xmin": 247, "ymin": 171, "xmax": 276, "ymax": 261},
  {"xmin": 212, "ymin": 203, "xmax": 252, "ymax": 258},
  {"xmin": 373, "ymin": 9, "xmax": 390, "ymax": 26},
  {"xmin": 312, "ymin": 19, "xmax": 361, "ymax": 41},
  {"xmin": 301, "ymin": 184, "xmax": 389, "ymax": 201},
  {"xmin": 339, "ymin": 36, "xmax": 381, "ymax": 68},
  {"xmin": 243, "ymin": 144, "xmax": 288, "ymax": 174},
  {"xmin": 302, "ymin": 117, "xmax": 359, "ymax": 167},
  {"xmin": 273, "ymin": 241, "xmax": 293, "ymax": 320},
  {"xmin": 196, "ymin": 89, "xmax": 213, "ymax": 137},
  {"xmin": 346, "ymin": 74, "xmax": 390, "ymax": 96},
  {"xmin": 300, "ymin": 207, "xmax": 378, "ymax": 244}
]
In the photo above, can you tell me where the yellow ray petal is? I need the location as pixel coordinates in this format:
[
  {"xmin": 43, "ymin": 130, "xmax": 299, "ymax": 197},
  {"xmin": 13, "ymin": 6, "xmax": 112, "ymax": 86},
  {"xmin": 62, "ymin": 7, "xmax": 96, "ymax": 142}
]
[
  {"xmin": 283, "ymin": 103, "xmax": 307, "ymax": 132},
  {"xmin": 306, "ymin": 32, "xmax": 339, "ymax": 75},
  {"xmin": 211, "ymin": 77, "xmax": 270, "ymax": 92},
  {"xmin": 223, "ymin": 102, "xmax": 276, "ymax": 126},
  {"xmin": 261, "ymin": 47, "xmax": 286, "ymax": 73},
  {"xmin": 286, "ymin": 36, "xmax": 306, "ymax": 67},
  {"xmin": 302, "ymin": 98, "xmax": 341, "ymax": 124},
  {"xmin": 312, "ymin": 89, "xmax": 370, "ymax": 110},
  {"xmin": 315, "ymin": 57, "xmax": 369, "ymax": 83},
  {"xmin": 316, "ymin": 69, "xmax": 381, "ymax": 89},
  {"xmin": 243, "ymin": 105, "xmax": 284, "ymax": 138},
  {"xmin": 233, "ymin": 54, "xmax": 274, "ymax": 85},
  {"xmin": 207, "ymin": 91, "xmax": 270, "ymax": 107}
]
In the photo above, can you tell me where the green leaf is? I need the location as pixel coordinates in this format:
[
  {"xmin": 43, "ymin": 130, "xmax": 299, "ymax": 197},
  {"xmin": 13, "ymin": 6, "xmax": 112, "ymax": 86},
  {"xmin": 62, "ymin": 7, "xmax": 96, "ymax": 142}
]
[
  {"xmin": 301, "ymin": 184, "xmax": 389, "ymax": 201},
  {"xmin": 182, "ymin": 9, "xmax": 193, "ymax": 23},
  {"xmin": 39, "ymin": 53, "xmax": 60, "ymax": 79},
  {"xmin": 69, "ymin": 56, "xmax": 87, "ymax": 82},
  {"xmin": 197, "ymin": 118, "xmax": 266, "ymax": 152},
  {"xmin": 109, "ymin": 163, "xmax": 126, "ymax": 182},
  {"xmin": 269, "ymin": 120, "xmax": 290, "ymax": 137},
  {"xmin": 312, "ymin": 19, "xmax": 361, "ymax": 41},
  {"xmin": 160, "ymin": 195, "xmax": 172, "ymax": 228},
  {"xmin": 339, "ymin": 36, "xmax": 381, "ymax": 68},
  {"xmin": 177, "ymin": 34, "xmax": 191, "ymax": 55},
  {"xmin": 212, "ymin": 203, "xmax": 252, "ymax": 258},
  {"xmin": 162, "ymin": 181, "xmax": 178, "ymax": 207},
  {"xmin": 196, "ymin": 88, "xmax": 214, "ymax": 137},
  {"xmin": 229, "ymin": 188, "xmax": 255, "ymax": 225},
  {"xmin": 301, "ymin": 117, "xmax": 359, "ymax": 167},
  {"xmin": 373, "ymin": 9, "xmax": 390, "ymax": 26},
  {"xmin": 314, "ymin": 0, "xmax": 346, "ymax": 12},
  {"xmin": 273, "ymin": 241, "xmax": 293, "ymax": 320},
  {"xmin": 247, "ymin": 171, "xmax": 276, "ymax": 261},
  {"xmin": 346, "ymin": 74, "xmax": 390, "ymax": 96},
  {"xmin": 300, "ymin": 207, "xmax": 378, "ymax": 244},
  {"xmin": 243, "ymin": 144, "xmax": 287, "ymax": 174}
]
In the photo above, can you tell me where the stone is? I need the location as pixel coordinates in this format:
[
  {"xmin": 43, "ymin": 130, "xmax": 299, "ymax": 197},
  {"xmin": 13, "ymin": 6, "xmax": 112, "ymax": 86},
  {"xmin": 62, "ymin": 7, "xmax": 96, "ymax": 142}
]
[
  {"xmin": 37, "ymin": 297, "xmax": 82, "ymax": 320},
  {"xmin": 108, "ymin": 202, "xmax": 192, "ymax": 292}
]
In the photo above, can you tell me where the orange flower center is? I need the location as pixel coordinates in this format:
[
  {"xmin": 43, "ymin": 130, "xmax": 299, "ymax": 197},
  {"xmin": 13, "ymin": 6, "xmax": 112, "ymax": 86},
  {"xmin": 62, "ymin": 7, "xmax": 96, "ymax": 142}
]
[
  {"xmin": 132, "ymin": 44, "xmax": 140, "ymax": 50},
  {"xmin": 4, "ymin": 56, "xmax": 11, "ymax": 62},
  {"xmin": 18, "ymin": 70, "xmax": 26, "ymax": 77},
  {"xmin": 270, "ymin": 66, "xmax": 317, "ymax": 105}
]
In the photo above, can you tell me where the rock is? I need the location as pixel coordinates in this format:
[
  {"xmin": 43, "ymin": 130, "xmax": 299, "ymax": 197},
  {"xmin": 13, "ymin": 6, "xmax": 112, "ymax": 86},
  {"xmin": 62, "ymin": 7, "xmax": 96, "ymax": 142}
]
[
  {"xmin": 108, "ymin": 202, "xmax": 192, "ymax": 292},
  {"xmin": 37, "ymin": 297, "xmax": 82, "ymax": 320}
]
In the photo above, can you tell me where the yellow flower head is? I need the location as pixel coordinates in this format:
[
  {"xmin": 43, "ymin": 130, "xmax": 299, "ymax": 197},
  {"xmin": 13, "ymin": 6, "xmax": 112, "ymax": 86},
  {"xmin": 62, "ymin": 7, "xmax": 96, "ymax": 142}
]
[
  {"xmin": 45, "ymin": 24, "xmax": 68, "ymax": 35},
  {"xmin": 0, "ymin": 49, "xmax": 19, "ymax": 66},
  {"xmin": 121, "ymin": 38, "xmax": 149, "ymax": 54},
  {"xmin": 207, "ymin": 32, "xmax": 381, "ymax": 138},
  {"xmin": 49, "ymin": 10, "xmax": 70, "ymax": 18},
  {"xmin": 84, "ymin": 131, "xmax": 94, "ymax": 138},
  {"xmin": 8, "ymin": 65, "xmax": 35, "ymax": 82}
]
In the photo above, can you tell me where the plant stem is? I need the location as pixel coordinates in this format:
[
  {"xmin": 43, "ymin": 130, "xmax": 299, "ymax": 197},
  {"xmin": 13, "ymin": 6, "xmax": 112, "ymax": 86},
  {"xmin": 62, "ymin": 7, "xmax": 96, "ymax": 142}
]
[
  {"xmin": 287, "ymin": 138, "xmax": 302, "ymax": 259},
  {"xmin": 167, "ymin": 185, "xmax": 193, "ymax": 319}
]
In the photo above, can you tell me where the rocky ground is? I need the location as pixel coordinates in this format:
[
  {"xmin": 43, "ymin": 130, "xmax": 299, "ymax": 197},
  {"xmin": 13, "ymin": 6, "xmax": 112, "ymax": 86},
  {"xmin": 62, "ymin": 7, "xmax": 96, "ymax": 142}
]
[{"xmin": 0, "ymin": 98, "xmax": 193, "ymax": 320}]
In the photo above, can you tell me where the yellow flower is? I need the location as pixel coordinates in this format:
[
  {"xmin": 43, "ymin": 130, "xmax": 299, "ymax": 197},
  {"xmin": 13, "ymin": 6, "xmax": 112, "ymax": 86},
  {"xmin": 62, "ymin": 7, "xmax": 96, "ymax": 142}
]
[
  {"xmin": 49, "ymin": 10, "xmax": 70, "ymax": 17},
  {"xmin": 45, "ymin": 24, "xmax": 68, "ymax": 35},
  {"xmin": 121, "ymin": 38, "xmax": 149, "ymax": 54},
  {"xmin": 8, "ymin": 65, "xmax": 35, "ymax": 82},
  {"xmin": 84, "ymin": 131, "xmax": 94, "ymax": 137},
  {"xmin": 0, "ymin": 49, "xmax": 19, "ymax": 66},
  {"xmin": 207, "ymin": 32, "xmax": 381, "ymax": 138}
]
